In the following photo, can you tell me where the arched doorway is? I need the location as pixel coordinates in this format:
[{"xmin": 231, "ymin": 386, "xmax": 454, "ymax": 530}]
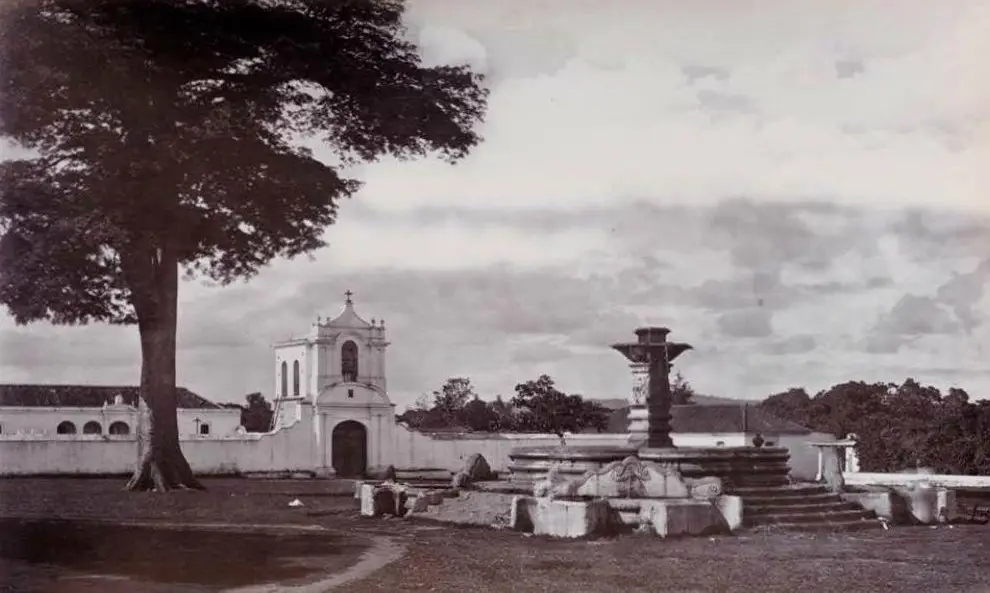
[{"xmin": 331, "ymin": 420, "xmax": 367, "ymax": 478}]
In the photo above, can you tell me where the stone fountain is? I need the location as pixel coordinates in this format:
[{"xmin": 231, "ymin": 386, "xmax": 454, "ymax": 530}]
[
  {"xmin": 500, "ymin": 325, "xmax": 797, "ymax": 536},
  {"xmin": 359, "ymin": 325, "xmax": 877, "ymax": 537},
  {"xmin": 508, "ymin": 326, "xmax": 790, "ymax": 490}
]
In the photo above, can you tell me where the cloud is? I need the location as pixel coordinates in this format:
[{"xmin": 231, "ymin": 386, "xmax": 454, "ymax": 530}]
[
  {"xmin": 349, "ymin": 0, "xmax": 990, "ymax": 216},
  {"xmin": 509, "ymin": 341, "xmax": 574, "ymax": 365},
  {"xmin": 4, "ymin": 1, "xmax": 990, "ymax": 403},
  {"xmin": 875, "ymin": 295, "xmax": 960, "ymax": 337},
  {"xmin": 763, "ymin": 335, "xmax": 818, "ymax": 356},
  {"xmin": 935, "ymin": 259, "xmax": 990, "ymax": 332},
  {"xmin": 717, "ymin": 308, "xmax": 775, "ymax": 339}
]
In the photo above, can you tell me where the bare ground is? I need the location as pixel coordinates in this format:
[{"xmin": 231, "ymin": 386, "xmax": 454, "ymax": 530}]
[{"xmin": 2, "ymin": 478, "xmax": 990, "ymax": 593}]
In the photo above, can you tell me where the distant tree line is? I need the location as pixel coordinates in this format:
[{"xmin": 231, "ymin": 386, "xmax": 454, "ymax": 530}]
[
  {"xmin": 395, "ymin": 375, "xmax": 615, "ymax": 437},
  {"xmin": 234, "ymin": 370, "xmax": 699, "ymax": 436},
  {"xmin": 759, "ymin": 378, "xmax": 990, "ymax": 475}
]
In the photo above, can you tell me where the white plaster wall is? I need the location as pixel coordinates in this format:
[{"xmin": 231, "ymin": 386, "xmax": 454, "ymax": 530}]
[
  {"xmin": 0, "ymin": 407, "xmax": 241, "ymax": 438},
  {"xmin": 671, "ymin": 433, "xmax": 749, "ymax": 448},
  {"xmin": 0, "ymin": 406, "xmax": 318, "ymax": 476},
  {"xmin": 0, "ymin": 414, "xmax": 832, "ymax": 480},
  {"xmin": 274, "ymin": 344, "xmax": 307, "ymax": 398},
  {"xmin": 178, "ymin": 409, "xmax": 243, "ymax": 437}
]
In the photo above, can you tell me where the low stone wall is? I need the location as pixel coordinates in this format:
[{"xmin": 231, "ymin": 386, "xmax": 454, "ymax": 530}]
[
  {"xmin": 842, "ymin": 487, "xmax": 957, "ymax": 524},
  {"xmin": 844, "ymin": 472, "xmax": 990, "ymax": 490}
]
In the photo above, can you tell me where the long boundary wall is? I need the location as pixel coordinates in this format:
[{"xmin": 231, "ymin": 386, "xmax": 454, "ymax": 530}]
[{"xmin": 0, "ymin": 411, "xmax": 832, "ymax": 479}]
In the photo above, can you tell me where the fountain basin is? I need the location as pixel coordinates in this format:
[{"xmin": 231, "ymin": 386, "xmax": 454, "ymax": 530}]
[
  {"xmin": 507, "ymin": 445, "xmax": 637, "ymax": 485},
  {"xmin": 508, "ymin": 445, "xmax": 792, "ymax": 488},
  {"xmin": 638, "ymin": 446, "xmax": 791, "ymax": 488}
]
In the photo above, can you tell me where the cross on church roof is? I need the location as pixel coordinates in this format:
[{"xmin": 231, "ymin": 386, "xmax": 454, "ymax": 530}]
[{"xmin": 344, "ymin": 290, "xmax": 353, "ymax": 304}]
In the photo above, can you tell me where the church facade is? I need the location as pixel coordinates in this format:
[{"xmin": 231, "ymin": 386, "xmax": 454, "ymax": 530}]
[{"xmin": 270, "ymin": 292, "xmax": 398, "ymax": 478}]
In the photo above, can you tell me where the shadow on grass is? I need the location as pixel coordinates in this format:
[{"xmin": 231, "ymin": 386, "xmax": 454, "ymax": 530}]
[{"xmin": 0, "ymin": 518, "xmax": 368, "ymax": 588}]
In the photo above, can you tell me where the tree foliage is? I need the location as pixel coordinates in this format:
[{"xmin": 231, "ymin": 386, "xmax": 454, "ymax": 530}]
[
  {"xmin": 240, "ymin": 392, "xmax": 274, "ymax": 433},
  {"xmin": 396, "ymin": 375, "xmax": 608, "ymax": 436},
  {"xmin": 760, "ymin": 378, "xmax": 990, "ymax": 475},
  {"xmin": 0, "ymin": 0, "xmax": 488, "ymax": 491},
  {"xmin": 432, "ymin": 377, "xmax": 475, "ymax": 426},
  {"xmin": 670, "ymin": 370, "xmax": 695, "ymax": 405},
  {"xmin": 511, "ymin": 374, "xmax": 609, "ymax": 438}
]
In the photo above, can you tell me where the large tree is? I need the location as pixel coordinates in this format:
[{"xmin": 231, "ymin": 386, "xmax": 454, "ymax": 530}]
[
  {"xmin": 432, "ymin": 377, "xmax": 475, "ymax": 426},
  {"xmin": 239, "ymin": 392, "xmax": 274, "ymax": 433},
  {"xmin": 0, "ymin": 0, "xmax": 487, "ymax": 491},
  {"xmin": 511, "ymin": 375, "xmax": 609, "ymax": 442}
]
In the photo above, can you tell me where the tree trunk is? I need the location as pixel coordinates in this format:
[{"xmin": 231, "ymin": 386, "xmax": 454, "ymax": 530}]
[{"xmin": 124, "ymin": 245, "xmax": 203, "ymax": 492}]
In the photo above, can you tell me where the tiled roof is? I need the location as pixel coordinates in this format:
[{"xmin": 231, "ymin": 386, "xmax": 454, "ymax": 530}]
[
  {"xmin": 605, "ymin": 403, "xmax": 811, "ymax": 435},
  {"xmin": 0, "ymin": 384, "xmax": 223, "ymax": 410}
]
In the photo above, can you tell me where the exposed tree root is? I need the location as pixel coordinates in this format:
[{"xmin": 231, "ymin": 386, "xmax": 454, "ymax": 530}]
[{"xmin": 125, "ymin": 447, "xmax": 206, "ymax": 492}]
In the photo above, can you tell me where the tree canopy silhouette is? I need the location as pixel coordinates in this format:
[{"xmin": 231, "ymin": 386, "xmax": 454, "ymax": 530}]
[
  {"xmin": 760, "ymin": 379, "xmax": 990, "ymax": 475},
  {"xmin": 0, "ymin": 0, "xmax": 488, "ymax": 491}
]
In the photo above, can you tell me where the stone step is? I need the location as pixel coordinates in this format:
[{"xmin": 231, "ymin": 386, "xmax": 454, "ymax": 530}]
[
  {"xmin": 743, "ymin": 493, "xmax": 843, "ymax": 508},
  {"xmin": 729, "ymin": 483, "xmax": 830, "ymax": 498},
  {"xmin": 741, "ymin": 492, "xmax": 846, "ymax": 507},
  {"xmin": 745, "ymin": 500, "xmax": 863, "ymax": 515},
  {"xmin": 748, "ymin": 518, "xmax": 885, "ymax": 533},
  {"xmin": 723, "ymin": 477, "xmax": 792, "ymax": 489},
  {"xmin": 744, "ymin": 508, "xmax": 876, "ymax": 527}
]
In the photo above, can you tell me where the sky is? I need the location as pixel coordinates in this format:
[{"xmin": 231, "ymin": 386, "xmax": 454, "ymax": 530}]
[{"xmin": 2, "ymin": 0, "xmax": 989, "ymax": 408}]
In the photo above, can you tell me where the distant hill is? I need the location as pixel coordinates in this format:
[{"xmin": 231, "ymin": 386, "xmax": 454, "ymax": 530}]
[{"xmin": 589, "ymin": 394, "xmax": 749, "ymax": 410}]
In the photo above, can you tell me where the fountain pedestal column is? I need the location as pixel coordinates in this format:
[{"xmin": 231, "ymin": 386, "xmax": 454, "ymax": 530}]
[
  {"xmin": 611, "ymin": 327, "xmax": 692, "ymax": 451},
  {"xmin": 626, "ymin": 362, "xmax": 650, "ymax": 445}
]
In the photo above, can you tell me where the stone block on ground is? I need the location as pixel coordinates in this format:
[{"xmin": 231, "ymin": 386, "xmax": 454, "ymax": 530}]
[
  {"xmin": 461, "ymin": 453, "xmax": 495, "ymax": 484},
  {"xmin": 574, "ymin": 456, "xmax": 689, "ymax": 499},
  {"xmin": 359, "ymin": 483, "xmax": 378, "ymax": 517},
  {"xmin": 510, "ymin": 496, "xmax": 537, "ymax": 532},
  {"xmin": 844, "ymin": 487, "xmax": 957, "ymax": 525},
  {"xmin": 359, "ymin": 483, "xmax": 410, "ymax": 518},
  {"xmin": 407, "ymin": 490, "xmax": 446, "ymax": 514},
  {"xmin": 531, "ymin": 498, "xmax": 612, "ymax": 538},
  {"xmin": 900, "ymin": 485, "xmax": 949, "ymax": 524},
  {"xmin": 715, "ymin": 495, "xmax": 744, "ymax": 532},
  {"xmin": 639, "ymin": 499, "xmax": 729, "ymax": 538}
]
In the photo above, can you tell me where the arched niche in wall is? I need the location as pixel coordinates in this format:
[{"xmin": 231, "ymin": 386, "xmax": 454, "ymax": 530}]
[{"xmin": 341, "ymin": 340, "xmax": 359, "ymax": 382}]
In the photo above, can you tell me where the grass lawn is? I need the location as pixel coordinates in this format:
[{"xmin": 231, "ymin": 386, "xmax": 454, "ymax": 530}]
[{"xmin": 2, "ymin": 477, "xmax": 990, "ymax": 593}]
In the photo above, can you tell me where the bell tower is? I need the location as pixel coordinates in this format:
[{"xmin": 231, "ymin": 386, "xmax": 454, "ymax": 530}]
[{"xmin": 311, "ymin": 290, "xmax": 389, "ymax": 395}]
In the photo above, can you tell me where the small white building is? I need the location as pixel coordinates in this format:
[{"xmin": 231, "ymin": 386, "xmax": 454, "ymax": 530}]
[
  {"xmin": 0, "ymin": 384, "xmax": 241, "ymax": 438},
  {"xmin": 271, "ymin": 290, "xmax": 395, "ymax": 477}
]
